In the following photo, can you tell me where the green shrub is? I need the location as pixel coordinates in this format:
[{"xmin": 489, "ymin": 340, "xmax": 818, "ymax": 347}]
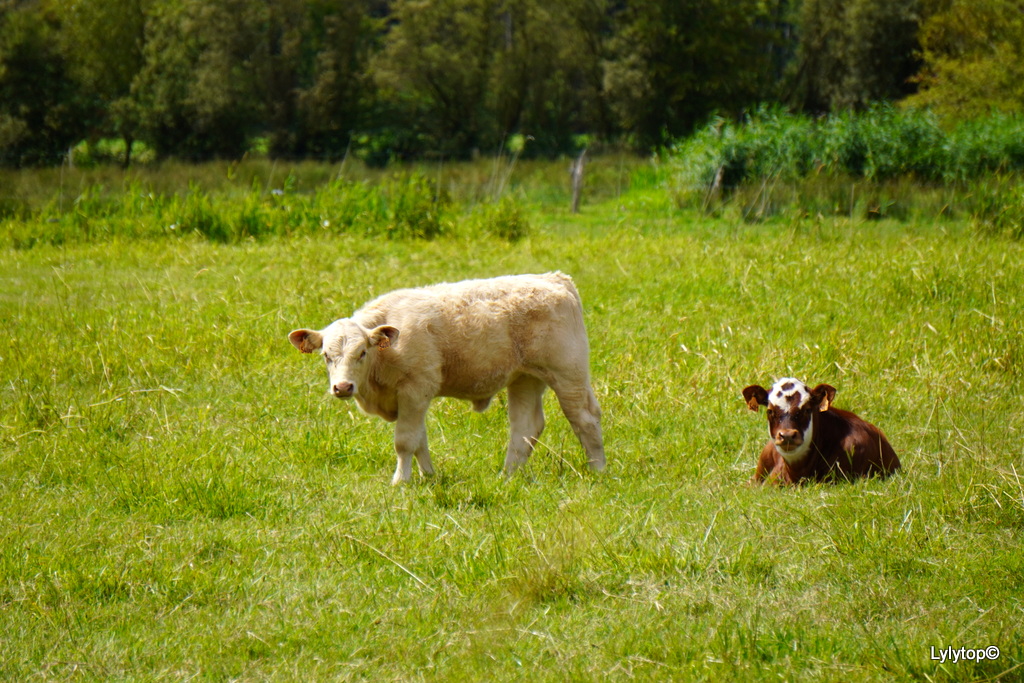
[
  {"xmin": 173, "ymin": 186, "xmax": 232, "ymax": 243},
  {"xmin": 664, "ymin": 106, "xmax": 1024, "ymax": 194},
  {"xmin": 0, "ymin": 169, "xmax": 463, "ymax": 247},
  {"xmin": 662, "ymin": 107, "xmax": 1024, "ymax": 227},
  {"xmin": 465, "ymin": 195, "xmax": 530, "ymax": 241},
  {"xmin": 945, "ymin": 114, "xmax": 1024, "ymax": 181},
  {"xmin": 819, "ymin": 107, "xmax": 946, "ymax": 180},
  {"xmin": 382, "ymin": 173, "xmax": 451, "ymax": 239}
]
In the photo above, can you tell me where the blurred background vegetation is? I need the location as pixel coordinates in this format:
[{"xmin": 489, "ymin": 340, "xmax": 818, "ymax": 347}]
[{"xmin": 1, "ymin": 0, "xmax": 1017, "ymax": 169}]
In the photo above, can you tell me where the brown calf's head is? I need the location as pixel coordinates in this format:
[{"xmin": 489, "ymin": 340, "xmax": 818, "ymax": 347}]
[
  {"xmin": 289, "ymin": 319, "xmax": 399, "ymax": 399},
  {"xmin": 742, "ymin": 378, "xmax": 836, "ymax": 463}
]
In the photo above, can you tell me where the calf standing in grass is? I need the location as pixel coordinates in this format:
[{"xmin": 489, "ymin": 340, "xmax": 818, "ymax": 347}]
[
  {"xmin": 742, "ymin": 378, "xmax": 900, "ymax": 485},
  {"xmin": 289, "ymin": 272, "xmax": 605, "ymax": 485}
]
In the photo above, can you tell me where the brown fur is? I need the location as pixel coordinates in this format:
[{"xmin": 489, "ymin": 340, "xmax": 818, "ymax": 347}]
[{"xmin": 743, "ymin": 381, "xmax": 901, "ymax": 485}]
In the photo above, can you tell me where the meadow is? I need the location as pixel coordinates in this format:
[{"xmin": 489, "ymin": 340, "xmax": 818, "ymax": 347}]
[{"xmin": 2, "ymin": 156, "xmax": 1023, "ymax": 681}]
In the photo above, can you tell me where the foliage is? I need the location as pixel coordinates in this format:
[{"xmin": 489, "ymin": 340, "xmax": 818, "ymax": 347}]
[
  {"xmin": 267, "ymin": 0, "xmax": 380, "ymax": 159},
  {"xmin": 0, "ymin": 0, "xmax": 952, "ymax": 165},
  {"xmin": 602, "ymin": 0, "xmax": 786, "ymax": 149},
  {"xmin": 370, "ymin": 0, "xmax": 496, "ymax": 157},
  {"xmin": 787, "ymin": 0, "xmax": 923, "ymax": 112},
  {"xmin": 487, "ymin": 0, "xmax": 610, "ymax": 154},
  {"xmin": 131, "ymin": 0, "xmax": 271, "ymax": 160},
  {"xmin": 0, "ymin": 5, "xmax": 90, "ymax": 166},
  {"xmin": 661, "ymin": 106, "xmax": 1024, "ymax": 226},
  {"xmin": 663, "ymin": 106, "xmax": 1024, "ymax": 206},
  {"xmin": 0, "ymin": 165, "xmax": 525, "ymax": 247},
  {"xmin": 907, "ymin": 0, "xmax": 1024, "ymax": 121},
  {"xmin": 70, "ymin": 138, "xmax": 157, "ymax": 168},
  {"xmin": 370, "ymin": 0, "xmax": 607, "ymax": 159},
  {"xmin": 465, "ymin": 194, "xmax": 531, "ymax": 241},
  {"xmin": 54, "ymin": 0, "xmax": 149, "ymax": 166}
]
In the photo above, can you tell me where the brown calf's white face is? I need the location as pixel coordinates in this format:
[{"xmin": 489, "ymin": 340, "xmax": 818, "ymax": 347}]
[
  {"xmin": 742, "ymin": 378, "xmax": 836, "ymax": 464},
  {"xmin": 289, "ymin": 319, "xmax": 399, "ymax": 399}
]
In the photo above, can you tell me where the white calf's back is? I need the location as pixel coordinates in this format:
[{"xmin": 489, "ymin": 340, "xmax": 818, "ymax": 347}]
[{"xmin": 354, "ymin": 272, "xmax": 588, "ymax": 402}]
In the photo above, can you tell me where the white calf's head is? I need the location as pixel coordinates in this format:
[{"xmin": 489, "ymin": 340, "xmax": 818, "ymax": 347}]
[
  {"xmin": 289, "ymin": 319, "xmax": 399, "ymax": 399},
  {"xmin": 742, "ymin": 378, "xmax": 836, "ymax": 463}
]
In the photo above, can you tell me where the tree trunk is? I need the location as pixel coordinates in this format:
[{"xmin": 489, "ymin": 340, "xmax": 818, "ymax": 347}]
[{"xmin": 122, "ymin": 135, "xmax": 134, "ymax": 169}]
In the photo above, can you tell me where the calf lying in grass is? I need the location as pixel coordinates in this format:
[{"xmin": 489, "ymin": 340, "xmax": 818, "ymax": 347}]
[{"xmin": 742, "ymin": 378, "xmax": 901, "ymax": 485}]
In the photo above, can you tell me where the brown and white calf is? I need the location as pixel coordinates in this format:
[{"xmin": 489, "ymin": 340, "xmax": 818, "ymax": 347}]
[
  {"xmin": 742, "ymin": 378, "xmax": 900, "ymax": 485},
  {"xmin": 289, "ymin": 272, "xmax": 605, "ymax": 485}
]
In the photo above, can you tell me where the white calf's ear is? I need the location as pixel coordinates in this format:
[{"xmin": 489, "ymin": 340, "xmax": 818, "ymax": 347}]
[
  {"xmin": 289, "ymin": 329, "xmax": 324, "ymax": 354},
  {"xmin": 370, "ymin": 325, "xmax": 400, "ymax": 350}
]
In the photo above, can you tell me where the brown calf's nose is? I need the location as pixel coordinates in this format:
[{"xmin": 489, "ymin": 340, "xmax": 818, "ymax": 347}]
[
  {"xmin": 333, "ymin": 381, "xmax": 354, "ymax": 398},
  {"xmin": 775, "ymin": 428, "xmax": 802, "ymax": 446}
]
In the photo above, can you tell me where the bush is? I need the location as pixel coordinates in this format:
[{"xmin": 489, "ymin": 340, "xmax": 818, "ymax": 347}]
[
  {"xmin": 465, "ymin": 195, "xmax": 530, "ymax": 241},
  {"xmin": 0, "ymin": 169, "xmax": 460, "ymax": 248},
  {"xmin": 945, "ymin": 114, "xmax": 1024, "ymax": 181},
  {"xmin": 664, "ymin": 106, "xmax": 1024, "ymax": 195},
  {"xmin": 662, "ymin": 107, "xmax": 1024, "ymax": 227}
]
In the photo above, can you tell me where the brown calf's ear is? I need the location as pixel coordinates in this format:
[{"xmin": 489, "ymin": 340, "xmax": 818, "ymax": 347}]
[
  {"xmin": 288, "ymin": 329, "xmax": 323, "ymax": 354},
  {"xmin": 742, "ymin": 385, "xmax": 769, "ymax": 412},
  {"xmin": 810, "ymin": 384, "xmax": 837, "ymax": 412},
  {"xmin": 370, "ymin": 325, "xmax": 400, "ymax": 350}
]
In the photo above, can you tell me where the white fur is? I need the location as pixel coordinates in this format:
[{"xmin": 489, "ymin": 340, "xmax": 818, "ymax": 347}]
[
  {"xmin": 768, "ymin": 378, "xmax": 813, "ymax": 463},
  {"xmin": 768, "ymin": 377, "xmax": 810, "ymax": 409},
  {"xmin": 291, "ymin": 272, "xmax": 605, "ymax": 484}
]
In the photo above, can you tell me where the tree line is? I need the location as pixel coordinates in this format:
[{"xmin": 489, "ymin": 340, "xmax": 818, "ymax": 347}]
[{"xmin": 0, "ymin": 0, "xmax": 1018, "ymax": 168}]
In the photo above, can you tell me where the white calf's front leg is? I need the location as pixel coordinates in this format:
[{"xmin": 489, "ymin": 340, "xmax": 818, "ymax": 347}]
[
  {"xmin": 392, "ymin": 401, "xmax": 432, "ymax": 485},
  {"xmin": 504, "ymin": 375, "xmax": 547, "ymax": 475}
]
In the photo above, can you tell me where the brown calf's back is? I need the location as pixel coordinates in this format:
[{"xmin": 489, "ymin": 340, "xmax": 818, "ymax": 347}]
[{"xmin": 753, "ymin": 407, "xmax": 901, "ymax": 485}]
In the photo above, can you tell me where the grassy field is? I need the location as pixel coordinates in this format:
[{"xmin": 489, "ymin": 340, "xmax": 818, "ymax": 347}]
[{"xmin": 2, "ymin": 159, "xmax": 1023, "ymax": 681}]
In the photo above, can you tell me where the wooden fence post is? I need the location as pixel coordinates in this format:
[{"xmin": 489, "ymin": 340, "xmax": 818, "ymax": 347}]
[{"xmin": 570, "ymin": 149, "xmax": 587, "ymax": 214}]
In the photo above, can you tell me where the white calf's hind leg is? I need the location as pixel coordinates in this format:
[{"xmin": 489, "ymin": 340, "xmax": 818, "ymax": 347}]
[
  {"xmin": 550, "ymin": 379, "xmax": 605, "ymax": 471},
  {"xmin": 414, "ymin": 435, "xmax": 434, "ymax": 478},
  {"xmin": 504, "ymin": 375, "xmax": 547, "ymax": 475}
]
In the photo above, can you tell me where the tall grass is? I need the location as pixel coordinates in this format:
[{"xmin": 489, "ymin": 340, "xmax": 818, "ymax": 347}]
[
  {"xmin": 0, "ymin": 154, "xmax": 644, "ymax": 248},
  {"xmin": 664, "ymin": 106, "xmax": 1024, "ymax": 231},
  {"xmin": 0, "ymin": 173, "xmax": 459, "ymax": 247},
  {"xmin": 666, "ymin": 105, "xmax": 1024, "ymax": 188}
]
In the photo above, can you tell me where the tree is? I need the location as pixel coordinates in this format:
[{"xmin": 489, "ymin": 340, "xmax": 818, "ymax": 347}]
[
  {"xmin": 0, "ymin": 3, "xmax": 90, "ymax": 166},
  {"xmin": 905, "ymin": 0, "xmax": 1024, "ymax": 120},
  {"xmin": 56, "ymin": 0, "xmax": 150, "ymax": 166},
  {"xmin": 788, "ymin": 0, "xmax": 922, "ymax": 113},
  {"xmin": 370, "ymin": 0, "xmax": 610, "ymax": 159},
  {"xmin": 370, "ymin": 0, "xmax": 497, "ymax": 158},
  {"xmin": 487, "ymin": 0, "xmax": 610, "ymax": 153},
  {"xmin": 131, "ymin": 0, "xmax": 270, "ymax": 160},
  {"xmin": 270, "ymin": 0, "xmax": 380, "ymax": 159},
  {"xmin": 602, "ymin": 0, "xmax": 787, "ymax": 150}
]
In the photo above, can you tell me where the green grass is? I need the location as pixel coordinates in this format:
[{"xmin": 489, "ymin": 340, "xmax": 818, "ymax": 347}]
[{"xmin": 2, "ymin": 162, "xmax": 1023, "ymax": 680}]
